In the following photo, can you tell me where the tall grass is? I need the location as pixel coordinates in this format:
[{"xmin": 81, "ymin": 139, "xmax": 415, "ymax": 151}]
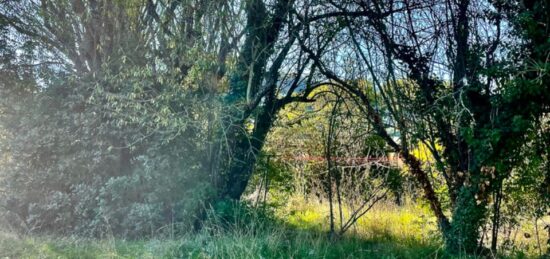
[
  {"xmin": 0, "ymin": 198, "xmax": 546, "ymax": 258},
  {"xmin": 0, "ymin": 223, "xmax": 444, "ymax": 258},
  {"xmin": 279, "ymin": 196, "xmax": 548, "ymax": 258}
]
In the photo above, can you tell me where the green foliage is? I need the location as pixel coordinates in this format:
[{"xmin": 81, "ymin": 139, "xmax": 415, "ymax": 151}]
[{"xmin": 0, "ymin": 0, "xmax": 225, "ymax": 237}]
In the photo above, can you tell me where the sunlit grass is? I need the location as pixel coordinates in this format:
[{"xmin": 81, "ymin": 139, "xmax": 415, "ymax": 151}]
[
  {"xmin": 279, "ymin": 196, "xmax": 547, "ymax": 258},
  {"xmin": 280, "ymin": 196, "xmax": 438, "ymax": 239},
  {"xmin": 279, "ymin": 196, "xmax": 446, "ymax": 257}
]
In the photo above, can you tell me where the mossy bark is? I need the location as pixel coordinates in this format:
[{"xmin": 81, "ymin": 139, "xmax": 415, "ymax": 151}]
[{"xmin": 445, "ymin": 184, "xmax": 488, "ymax": 254}]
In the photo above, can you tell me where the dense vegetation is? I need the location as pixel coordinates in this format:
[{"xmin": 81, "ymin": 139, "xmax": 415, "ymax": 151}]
[{"xmin": 0, "ymin": 0, "xmax": 548, "ymax": 258}]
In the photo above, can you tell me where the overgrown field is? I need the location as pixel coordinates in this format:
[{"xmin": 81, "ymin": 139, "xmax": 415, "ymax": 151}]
[{"xmin": 1, "ymin": 199, "xmax": 547, "ymax": 259}]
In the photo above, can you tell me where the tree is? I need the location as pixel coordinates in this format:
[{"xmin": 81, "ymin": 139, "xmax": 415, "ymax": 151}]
[
  {"xmin": 0, "ymin": 0, "xmax": 236, "ymax": 236},
  {"xmin": 0, "ymin": 0, "xmax": 323, "ymax": 235},
  {"xmin": 293, "ymin": 0, "xmax": 548, "ymax": 253}
]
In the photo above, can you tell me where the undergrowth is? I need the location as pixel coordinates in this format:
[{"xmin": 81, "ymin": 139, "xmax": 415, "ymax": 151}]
[{"xmin": 0, "ymin": 199, "xmax": 546, "ymax": 258}]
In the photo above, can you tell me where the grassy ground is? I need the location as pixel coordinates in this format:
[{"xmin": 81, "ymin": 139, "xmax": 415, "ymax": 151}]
[
  {"xmin": 0, "ymin": 199, "xmax": 547, "ymax": 258},
  {"xmin": 0, "ymin": 226, "xmax": 451, "ymax": 259}
]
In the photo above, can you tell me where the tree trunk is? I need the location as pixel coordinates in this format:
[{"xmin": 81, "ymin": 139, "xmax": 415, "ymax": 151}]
[
  {"xmin": 215, "ymin": 0, "xmax": 291, "ymax": 201},
  {"xmin": 446, "ymin": 183, "xmax": 488, "ymax": 254},
  {"xmin": 400, "ymin": 152, "xmax": 450, "ymax": 233},
  {"xmin": 221, "ymin": 99, "xmax": 278, "ymax": 200}
]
